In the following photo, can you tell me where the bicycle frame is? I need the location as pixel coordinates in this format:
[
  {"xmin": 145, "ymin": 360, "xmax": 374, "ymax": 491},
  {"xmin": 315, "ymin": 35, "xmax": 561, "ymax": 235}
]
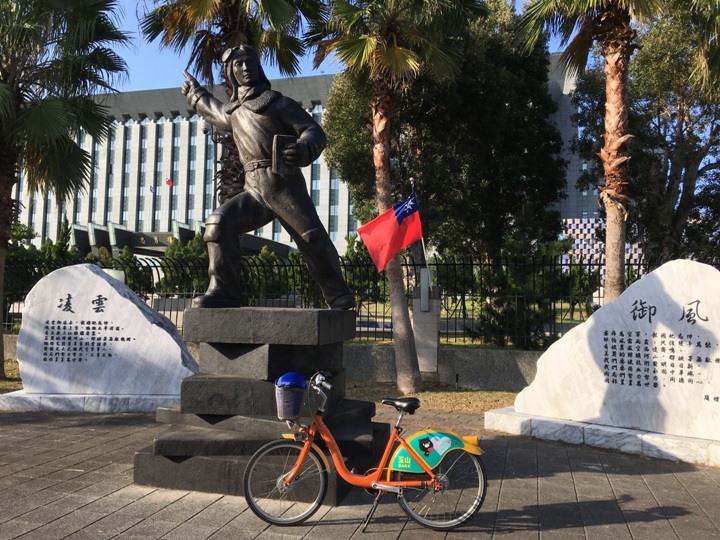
[
  {"xmin": 285, "ymin": 412, "xmax": 442, "ymax": 492},
  {"xmin": 245, "ymin": 374, "xmax": 488, "ymax": 531}
]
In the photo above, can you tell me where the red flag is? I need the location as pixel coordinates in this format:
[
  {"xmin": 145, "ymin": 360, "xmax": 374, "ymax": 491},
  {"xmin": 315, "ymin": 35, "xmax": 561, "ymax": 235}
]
[
  {"xmin": 358, "ymin": 189, "xmax": 423, "ymax": 272},
  {"xmin": 165, "ymin": 178, "xmax": 174, "ymax": 187}
]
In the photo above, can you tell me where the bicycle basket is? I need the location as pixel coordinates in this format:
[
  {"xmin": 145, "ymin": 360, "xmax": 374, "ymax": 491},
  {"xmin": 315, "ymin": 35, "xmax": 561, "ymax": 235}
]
[{"xmin": 275, "ymin": 372, "xmax": 307, "ymax": 420}]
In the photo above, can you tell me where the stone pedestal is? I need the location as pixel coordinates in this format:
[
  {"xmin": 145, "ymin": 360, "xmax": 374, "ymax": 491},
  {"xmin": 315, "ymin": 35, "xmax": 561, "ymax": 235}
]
[{"xmin": 133, "ymin": 307, "xmax": 389, "ymax": 501}]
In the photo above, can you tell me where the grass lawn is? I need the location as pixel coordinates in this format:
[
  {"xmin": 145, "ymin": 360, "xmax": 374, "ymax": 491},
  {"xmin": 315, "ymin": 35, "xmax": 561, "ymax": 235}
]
[{"xmin": 0, "ymin": 360, "xmax": 22, "ymax": 394}]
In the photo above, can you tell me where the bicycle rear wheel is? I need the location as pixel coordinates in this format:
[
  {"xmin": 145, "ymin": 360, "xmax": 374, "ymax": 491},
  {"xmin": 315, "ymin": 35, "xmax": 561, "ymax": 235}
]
[
  {"xmin": 243, "ymin": 440, "xmax": 327, "ymax": 526},
  {"xmin": 396, "ymin": 449, "xmax": 486, "ymax": 530}
]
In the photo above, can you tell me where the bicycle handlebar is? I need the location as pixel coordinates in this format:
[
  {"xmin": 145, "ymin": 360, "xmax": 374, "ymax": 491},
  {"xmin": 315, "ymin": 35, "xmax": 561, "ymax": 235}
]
[
  {"xmin": 310, "ymin": 372, "xmax": 333, "ymax": 412},
  {"xmin": 310, "ymin": 371, "xmax": 333, "ymax": 390}
]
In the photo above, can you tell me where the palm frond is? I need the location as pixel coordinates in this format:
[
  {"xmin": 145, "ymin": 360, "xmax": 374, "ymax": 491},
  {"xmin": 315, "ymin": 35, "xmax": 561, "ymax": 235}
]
[
  {"xmin": 559, "ymin": 18, "xmax": 594, "ymax": 75},
  {"xmin": 183, "ymin": 0, "xmax": 219, "ymax": 23},
  {"xmin": 15, "ymin": 99, "xmax": 73, "ymax": 149},
  {"xmin": 517, "ymin": 0, "xmax": 583, "ymax": 52},
  {"xmin": 260, "ymin": 30, "xmax": 305, "ymax": 76},
  {"xmin": 334, "ymin": 0, "xmax": 367, "ymax": 29},
  {"xmin": 0, "ymin": 83, "xmax": 15, "ymax": 130},
  {"xmin": 423, "ymin": 41, "xmax": 463, "ymax": 81},
  {"xmin": 374, "ymin": 45, "xmax": 421, "ymax": 80},
  {"xmin": 22, "ymin": 134, "xmax": 91, "ymax": 202},
  {"xmin": 257, "ymin": 0, "xmax": 297, "ymax": 30},
  {"xmin": 65, "ymin": 96, "xmax": 111, "ymax": 141},
  {"xmin": 140, "ymin": 4, "xmax": 175, "ymax": 43},
  {"xmin": 335, "ymin": 36, "xmax": 378, "ymax": 72}
]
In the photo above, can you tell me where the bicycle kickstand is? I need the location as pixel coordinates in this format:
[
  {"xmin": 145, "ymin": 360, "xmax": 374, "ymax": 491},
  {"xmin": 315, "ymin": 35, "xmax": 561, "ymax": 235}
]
[{"xmin": 361, "ymin": 490, "xmax": 385, "ymax": 533}]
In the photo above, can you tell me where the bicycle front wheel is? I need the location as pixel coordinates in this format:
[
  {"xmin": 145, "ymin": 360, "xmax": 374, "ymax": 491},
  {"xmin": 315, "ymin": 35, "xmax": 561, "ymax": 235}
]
[
  {"xmin": 243, "ymin": 440, "xmax": 328, "ymax": 526},
  {"xmin": 397, "ymin": 449, "xmax": 487, "ymax": 530}
]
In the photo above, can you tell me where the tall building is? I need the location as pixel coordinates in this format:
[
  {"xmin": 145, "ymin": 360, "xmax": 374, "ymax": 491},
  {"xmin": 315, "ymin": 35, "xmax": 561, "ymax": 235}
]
[{"xmin": 15, "ymin": 55, "xmax": 622, "ymax": 258}]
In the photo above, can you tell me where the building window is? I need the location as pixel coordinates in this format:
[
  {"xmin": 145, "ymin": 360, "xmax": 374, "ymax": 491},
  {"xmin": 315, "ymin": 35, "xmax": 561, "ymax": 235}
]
[
  {"xmin": 347, "ymin": 202, "xmax": 357, "ymax": 237},
  {"xmin": 42, "ymin": 192, "xmax": 52, "ymax": 242},
  {"xmin": 203, "ymin": 129, "xmax": 216, "ymax": 219},
  {"xmin": 153, "ymin": 117, "xmax": 165, "ymax": 231},
  {"xmin": 311, "ymin": 161, "xmax": 321, "ymax": 205},
  {"xmin": 73, "ymin": 189, "xmax": 82, "ymax": 224},
  {"xmin": 312, "ymin": 102, "xmax": 322, "ymax": 124},
  {"xmin": 103, "ymin": 122, "xmax": 119, "ymax": 225},
  {"xmin": 28, "ymin": 194, "xmax": 36, "ymax": 233},
  {"xmin": 329, "ymin": 168, "xmax": 339, "ymax": 241},
  {"xmin": 119, "ymin": 119, "xmax": 133, "ymax": 226},
  {"xmin": 328, "ymin": 206, "xmax": 338, "ymax": 241},
  {"xmin": 169, "ymin": 116, "xmax": 182, "ymax": 229},
  {"xmin": 273, "ymin": 219, "xmax": 282, "ymax": 242},
  {"xmin": 186, "ymin": 119, "xmax": 197, "ymax": 223}
]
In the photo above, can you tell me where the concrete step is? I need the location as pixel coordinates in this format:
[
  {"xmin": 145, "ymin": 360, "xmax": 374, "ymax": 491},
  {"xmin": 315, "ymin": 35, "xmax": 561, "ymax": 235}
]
[
  {"xmin": 151, "ymin": 415, "xmax": 386, "ymax": 459},
  {"xmin": 158, "ymin": 396, "xmax": 375, "ymax": 434},
  {"xmin": 152, "ymin": 424, "xmax": 277, "ymax": 457},
  {"xmin": 133, "ymin": 446, "xmax": 352, "ymax": 504},
  {"xmin": 179, "ymin": 371, "xmax": 346, "ymax": 416}
]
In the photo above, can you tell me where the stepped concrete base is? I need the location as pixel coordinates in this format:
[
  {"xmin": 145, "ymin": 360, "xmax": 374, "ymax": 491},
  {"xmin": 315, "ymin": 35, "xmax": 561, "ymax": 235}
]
[
  {"xmin": 179, "ymin": 371, "xmax": 346, "ymax": 416},
  {"xmin": 134, "ymin": 447, "xmax": 351, "ymax": 503},
  {"xmin": 152, "ymin": 425, "xmax": 277, "ymax": 456},
  {"xmin": 198, "ymin": 342, "xmax": 344, "ymax": 379},
  {"xmin": 159, "ymin": 399, "xmax": 374, "ymax": 433},
  {"xmin": 485, "ymin": 407, "xmax": 720, "ymax": 467},
  {"xmin": 183, "ymin": 308, "xmax": 356, "ymax": 345},
  {"xmin": 148, "ymin": 417, "xmax": 388, "ymax": 460},
  {"xmin": 133, "ymin": 307, "xmax": 370, "ymax": 504},
  {"xmin": 0, "ymin": 391, "xmax": 178, "ymax": 412}
]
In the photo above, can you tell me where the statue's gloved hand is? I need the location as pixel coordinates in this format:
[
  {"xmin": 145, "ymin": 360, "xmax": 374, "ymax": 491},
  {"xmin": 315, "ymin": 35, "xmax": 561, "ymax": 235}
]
[
  {"xmin": 282, "ymin": 142, "xmax": 311, "ymax": 168},
  {"xmin": 181, "ymin": 70, "xmax": 203, "ymax": 101}
]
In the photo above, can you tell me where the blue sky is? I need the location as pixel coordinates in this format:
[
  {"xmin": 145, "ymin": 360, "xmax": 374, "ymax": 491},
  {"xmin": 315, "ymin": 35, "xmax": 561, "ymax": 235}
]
[
  {"xmin": 115, "ymin": 0, "xmax": 559, "ymax": 93},
  {"xmin": 116, "ymin": 0, "xmax": 341, "ymax": 92}
]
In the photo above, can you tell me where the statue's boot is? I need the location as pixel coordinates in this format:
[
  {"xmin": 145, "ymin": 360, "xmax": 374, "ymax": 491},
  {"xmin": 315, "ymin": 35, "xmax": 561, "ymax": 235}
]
[{"xmin": 192, "ymin": 218, "xmax": 244, "ymax": 308}]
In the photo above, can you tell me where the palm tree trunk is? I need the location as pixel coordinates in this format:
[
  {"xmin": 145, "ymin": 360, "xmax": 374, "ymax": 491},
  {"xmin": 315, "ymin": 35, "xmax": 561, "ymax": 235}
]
[
  {"xmin": 371, "ymin": 83, "xmax": 422, "ymax": 394},
  {"xmin": 598, "ymin": 7, "xmax": 634, "ymax": 303},
  {"xmin": 0, "ymin": 246, "xmax": 6, "ymax": 377},
  {"xmin": 0, "ymin": 143, "xmax": 19, "ymax": 380}
]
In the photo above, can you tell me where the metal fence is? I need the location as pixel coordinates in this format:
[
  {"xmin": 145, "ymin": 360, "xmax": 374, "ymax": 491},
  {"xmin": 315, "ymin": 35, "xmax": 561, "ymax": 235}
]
[{"xmin": 2, "ymin": 255, "xmax": 650, "ymax": 350}]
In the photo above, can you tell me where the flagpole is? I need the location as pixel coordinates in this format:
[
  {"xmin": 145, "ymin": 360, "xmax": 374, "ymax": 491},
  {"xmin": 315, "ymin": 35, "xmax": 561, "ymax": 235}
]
[{"xmin": 411, "ymin": 180, "xmax": 433, "ymax": 291}]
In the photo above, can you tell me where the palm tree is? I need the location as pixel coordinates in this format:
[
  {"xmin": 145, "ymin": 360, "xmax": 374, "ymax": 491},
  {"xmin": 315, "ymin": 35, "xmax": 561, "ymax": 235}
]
[
  {"xmin": 0, "ymin": 0, "xmax": 129, "ymax": 377},
  {"xmin": 517, "ymin": 0, "xmax": 720, "ymax": 302},
  {"xmin": 308, "ymin": 0, "xmax": 486, "ymax": 393}
]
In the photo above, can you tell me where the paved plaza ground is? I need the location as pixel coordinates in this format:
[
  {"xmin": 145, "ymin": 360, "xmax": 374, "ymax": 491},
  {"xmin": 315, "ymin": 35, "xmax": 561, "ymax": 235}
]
[{"xmin": 0, "ymin": 409, "xmax": 719, "ymax": 539}]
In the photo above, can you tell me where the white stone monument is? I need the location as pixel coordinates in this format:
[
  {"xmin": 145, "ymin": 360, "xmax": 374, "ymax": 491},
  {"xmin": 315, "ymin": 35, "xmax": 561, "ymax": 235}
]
[
  {"xmin": 0, "ymin": 264, "xmax": 199, "ymax": 412},
  {"xmin": 485, "ymin": 260, "xmax": 720, "ymax": 466}
]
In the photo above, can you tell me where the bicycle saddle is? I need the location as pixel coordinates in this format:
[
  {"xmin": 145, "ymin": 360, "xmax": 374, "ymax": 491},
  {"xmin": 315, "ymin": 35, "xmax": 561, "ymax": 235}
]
[{"xmin": 381, "ymin": 397, "xmax": 421, "ymax": 414}]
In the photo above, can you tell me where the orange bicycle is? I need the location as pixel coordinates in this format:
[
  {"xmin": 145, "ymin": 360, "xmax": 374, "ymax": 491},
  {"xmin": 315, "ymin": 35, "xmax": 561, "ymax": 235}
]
[{"xmin": 243, "ymin": 372, "xmax": 487, "ymax": 531}]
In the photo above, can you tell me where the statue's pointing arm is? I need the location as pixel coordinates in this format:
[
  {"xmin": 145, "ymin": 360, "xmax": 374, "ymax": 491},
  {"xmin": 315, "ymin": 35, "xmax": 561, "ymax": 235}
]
[{"xmin": 181, "ymin": 71, "xmax": 231, "ymax": 131}]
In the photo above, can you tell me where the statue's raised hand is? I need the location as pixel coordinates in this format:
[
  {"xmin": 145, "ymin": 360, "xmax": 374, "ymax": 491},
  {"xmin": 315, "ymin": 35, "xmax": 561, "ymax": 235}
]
[{"xmin": 181, "ymin": 70, "xmax": 201, "ymax": 96}]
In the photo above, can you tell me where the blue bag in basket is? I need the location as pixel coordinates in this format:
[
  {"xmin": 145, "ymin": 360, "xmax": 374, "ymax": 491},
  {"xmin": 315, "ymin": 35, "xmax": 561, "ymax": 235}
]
[{"xmin": 275, "ymin": 372, "xmax": 307, "ymax": 420}]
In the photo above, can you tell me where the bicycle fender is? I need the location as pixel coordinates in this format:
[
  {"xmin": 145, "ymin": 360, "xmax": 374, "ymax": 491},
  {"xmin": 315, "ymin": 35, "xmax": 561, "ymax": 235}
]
[
  {"xmin": 388, "ymin": 429, "xmax": 483, "ymax": 474},
  {"xmin": 281, "ymin": 434, "xmax": 331, "ymax": 471}
]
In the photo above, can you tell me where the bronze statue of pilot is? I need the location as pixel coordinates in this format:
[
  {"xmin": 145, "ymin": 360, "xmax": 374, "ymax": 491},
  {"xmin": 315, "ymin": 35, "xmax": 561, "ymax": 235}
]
[{"xmin": 182, "ymin": 45, "xmax": 355, "ymax": 310}]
